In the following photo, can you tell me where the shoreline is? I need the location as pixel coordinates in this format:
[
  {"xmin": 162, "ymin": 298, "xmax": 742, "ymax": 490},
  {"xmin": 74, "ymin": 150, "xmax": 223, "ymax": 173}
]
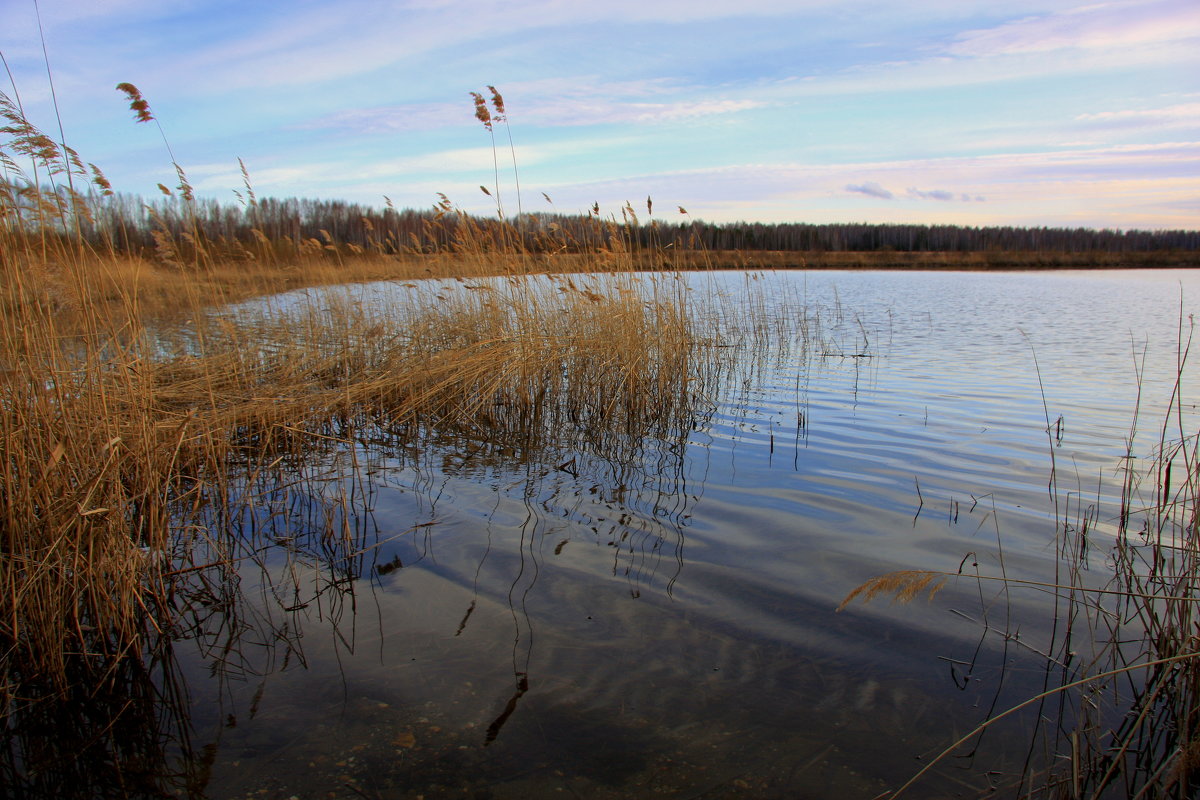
[{"xmin": 654, "ymin": 249, "xmax": 1200, "ymax": 271}]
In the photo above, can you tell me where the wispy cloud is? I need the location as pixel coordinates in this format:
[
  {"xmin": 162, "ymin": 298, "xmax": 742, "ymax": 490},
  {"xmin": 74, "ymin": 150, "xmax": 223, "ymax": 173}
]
[
  {"xmin": 844, "ymin": 183, "xmax": 986, "ymax": 203},
  {"xmin": 845, "ymin": 181, "xmax": 894, "ymax": 199},
  {"xmin": 188, "ymin": 135, "xmax": 642, "ymax": 196},
  {"xmin": 907, "ymin": 187, "xmax": 953, "ymax": 201},
  {"xmin": 946, "ymin": 1, "xmax": 1200, "ymax": 57},
  {"xmin": 190, "ymin": 146, "xmax": 518, "ymax": 192},
  {"xmin": 299, "ymin": 103, "xmax": 465, "ymax": 135},
  {"xmin": 300, "ymin": 76, "xmax": 767, "ymax": 134},
  {"xmin": 1075, "ymin": 101, "xmax": 1200, "ymax": 130},
  {"xmin": 95, "ymin": 1, "xmax": 830, "ymax": 93},
  {"xmin": 304, "ymin": 97, "xmax": 765, "ymax": 134},
  {"xmin": 527, "ymin": 98, "xmax": 766, "ymax": 127},
  {"xmin": 771, "ymin": 2, "xmax": 1200, "ymax": 99}
]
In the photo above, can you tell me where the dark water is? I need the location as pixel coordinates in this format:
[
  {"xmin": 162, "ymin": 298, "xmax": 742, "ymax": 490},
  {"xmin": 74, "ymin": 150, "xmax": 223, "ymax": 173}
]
[{"xmin": 54, "ymin": 270, "xmax": 1200, "ymax": 798}]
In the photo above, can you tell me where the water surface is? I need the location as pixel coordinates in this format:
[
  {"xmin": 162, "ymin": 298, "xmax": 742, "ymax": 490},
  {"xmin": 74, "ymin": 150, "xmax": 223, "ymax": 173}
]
[{"xmin": 153, "ymin": 269, "xmax": 1200, "ymax": 797}]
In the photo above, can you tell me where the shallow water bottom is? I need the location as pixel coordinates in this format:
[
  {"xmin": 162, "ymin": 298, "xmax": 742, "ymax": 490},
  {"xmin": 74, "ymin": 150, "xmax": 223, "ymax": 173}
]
[{"xmin": 184, "ymin": 548, "xmax": 1045, "ymax": 800}]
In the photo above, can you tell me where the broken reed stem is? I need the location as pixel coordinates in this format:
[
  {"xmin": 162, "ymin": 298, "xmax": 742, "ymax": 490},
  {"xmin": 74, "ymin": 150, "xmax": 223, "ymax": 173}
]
[{"xmin": 840, "ymin": 568, "xmax": 1200, "ymax": 609}]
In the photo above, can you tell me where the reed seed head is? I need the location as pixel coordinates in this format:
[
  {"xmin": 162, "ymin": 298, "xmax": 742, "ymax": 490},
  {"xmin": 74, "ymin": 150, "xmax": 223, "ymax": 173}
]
[
  {"xmin": 470, "ymin": 92, "xmax": 492, "ymax": 131},
  {"xmin": 837, "ymin": 570, "xmax": 947, "ymax": 611},
  {"xmin": 89, "ymin": 163, "xmax": 113, "ymax": 196},
  {"xmin": 115, "ymin": 82, "xmax": 154, "ymax": 123},
  {"xmin": 487, "ymin": 85, "xmax": 506, "ymax": 118}
]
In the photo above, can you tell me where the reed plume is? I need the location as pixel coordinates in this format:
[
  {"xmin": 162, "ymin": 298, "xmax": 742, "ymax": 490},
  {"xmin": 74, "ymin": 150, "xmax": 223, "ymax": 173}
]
[{"xmin": 837, "ymin": 570, "xmax": 947, "ymax": 611}]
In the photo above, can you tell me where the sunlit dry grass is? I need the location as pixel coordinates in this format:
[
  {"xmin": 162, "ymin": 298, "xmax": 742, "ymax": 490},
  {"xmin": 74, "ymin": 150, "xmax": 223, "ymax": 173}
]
[{"xmin": 0, "ymin": 80, "xmax": 745, "ymax": 706}]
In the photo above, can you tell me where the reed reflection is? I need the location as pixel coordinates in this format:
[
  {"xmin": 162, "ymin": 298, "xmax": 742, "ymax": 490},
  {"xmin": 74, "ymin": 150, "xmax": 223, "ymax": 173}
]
[
  {"xmin": 2, "ymin": 637, "xmax": 200, "ymax": 799},
  {"xmin": 410, "ymin": 377, "xmax": 713, "ymax": 746}
]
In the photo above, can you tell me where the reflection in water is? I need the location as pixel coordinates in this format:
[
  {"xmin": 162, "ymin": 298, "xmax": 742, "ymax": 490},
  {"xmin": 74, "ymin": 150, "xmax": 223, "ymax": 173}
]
[
  {"xmin": 7, "ymin": 269, "xmax": 1199, "ymax": 797},
  {"xmin": 2, "ymin": 640, "xmax": 200, "ymax": 799},
  {"xmin": 396, "ymin": 388, "xmax": 710, "ymax": 748}
]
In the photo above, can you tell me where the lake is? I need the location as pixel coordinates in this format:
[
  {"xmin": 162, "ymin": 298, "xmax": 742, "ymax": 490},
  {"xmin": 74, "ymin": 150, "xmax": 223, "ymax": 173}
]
[{"xmin": 58, "ymin": 269, "xmax": 1200, "ymax": 798}]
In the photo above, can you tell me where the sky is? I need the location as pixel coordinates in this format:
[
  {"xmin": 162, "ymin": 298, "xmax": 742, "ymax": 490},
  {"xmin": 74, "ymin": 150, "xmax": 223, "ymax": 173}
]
[{"xmin": 1, "ymin": 0, "xmax": 1198, "ymax": 230}]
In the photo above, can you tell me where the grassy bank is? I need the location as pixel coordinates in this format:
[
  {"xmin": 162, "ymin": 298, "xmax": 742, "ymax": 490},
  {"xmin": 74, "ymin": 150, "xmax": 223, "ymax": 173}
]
[{"xmin": 0, "ymin": 246, "xmax": 723, "ymax": 678}]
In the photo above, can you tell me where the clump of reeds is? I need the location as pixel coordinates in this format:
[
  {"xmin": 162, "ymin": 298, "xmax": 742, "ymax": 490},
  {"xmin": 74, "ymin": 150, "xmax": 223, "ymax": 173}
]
[
  {"xmin": 1076, "ymin": 332, "xmax": 1200, "ymax": 798},
  {"xmin": 0, "ymin": 78, "xmax": 749, "ymax": 709},
  {"xmin": 0, "ymin": 254, "xmax": 720, "ymax": 713}
]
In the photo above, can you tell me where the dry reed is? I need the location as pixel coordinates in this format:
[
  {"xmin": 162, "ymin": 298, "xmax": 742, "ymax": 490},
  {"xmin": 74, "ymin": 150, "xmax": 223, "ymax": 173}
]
[{"xmin": 0, "ymin": 81, "xmax": 743, "ymax": 718}]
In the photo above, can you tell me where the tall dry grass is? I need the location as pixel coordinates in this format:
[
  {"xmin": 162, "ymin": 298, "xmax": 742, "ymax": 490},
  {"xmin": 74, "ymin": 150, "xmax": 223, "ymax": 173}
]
[{"xmin": 0, "ymin": 79, "xmax": 738, "ymax": 723}]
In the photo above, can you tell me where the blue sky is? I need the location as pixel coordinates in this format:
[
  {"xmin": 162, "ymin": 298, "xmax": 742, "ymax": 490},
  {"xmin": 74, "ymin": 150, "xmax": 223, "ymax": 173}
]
[{"xmin": 2, "ymin": 0, "xmax": 1197, "ymax": 229}]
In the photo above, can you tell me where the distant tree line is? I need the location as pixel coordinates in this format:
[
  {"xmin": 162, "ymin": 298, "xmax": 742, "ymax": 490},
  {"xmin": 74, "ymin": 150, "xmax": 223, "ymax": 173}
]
[
  {"xmin": 5, "ymin": 186, "xmax": 1197, "ymax": 259},
  {"xmin": 677, "ymin": 220, "xmax": 1199, "ymax": 253}
]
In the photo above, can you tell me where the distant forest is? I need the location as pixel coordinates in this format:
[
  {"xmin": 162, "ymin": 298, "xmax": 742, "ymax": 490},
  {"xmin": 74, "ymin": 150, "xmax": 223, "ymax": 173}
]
[{"xmin": 9, "ymin": 189, "xmax": 1200, "ymax": 257}]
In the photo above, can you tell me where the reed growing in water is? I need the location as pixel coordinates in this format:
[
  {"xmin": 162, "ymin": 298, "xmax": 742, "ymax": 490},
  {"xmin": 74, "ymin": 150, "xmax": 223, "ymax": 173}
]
[
  {"xmin": 0, "ymin": 80, "xmax": 742, "ymax": 743},
  {"xmin": 842, "ymin": 330, "xmax": 1200, "ymax": 798}
]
